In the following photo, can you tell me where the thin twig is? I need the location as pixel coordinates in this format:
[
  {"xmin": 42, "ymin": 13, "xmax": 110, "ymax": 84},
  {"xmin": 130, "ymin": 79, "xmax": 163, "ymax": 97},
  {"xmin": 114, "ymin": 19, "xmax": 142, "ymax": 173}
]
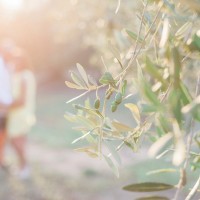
[
  {"xmin": 173, "ymin": 74, "xmax": 200, "ymax": 200},
  {"xmin": 185, "ymin": 175, "xmax": 200, "ymax": 200},
  {"xmin": 133, "ymin": 2, "xmax": 148, "ymax": 56},
  {"xmin": 115, "ymin": 1, "xmax": 164, "ymax": 80},
  {"xmin": 114, "ymin": 2, "xmax": 149, "ymax": 87},
  {"xmin": 66, "ymin": 81, "xmax": 108, "ymax": 104},
  {"xmin": 66, "ymin": 90, "xmax": 91, "ymax": 104}
]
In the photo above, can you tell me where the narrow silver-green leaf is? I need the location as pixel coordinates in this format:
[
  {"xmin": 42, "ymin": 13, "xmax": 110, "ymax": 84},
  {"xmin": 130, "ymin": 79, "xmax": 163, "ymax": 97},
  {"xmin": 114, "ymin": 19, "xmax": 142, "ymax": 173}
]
[
  {"xmin": 141, "ymin": 104, "xmax": 157, "ymax": 113},
  {"xmin": 123, "ymin": 182, "xmax": 174, "ymax": 192},
  {"xmin": 159, "ymin": 17, "xmax": 169, "ymax": 48},
  {"xmin": 142, "ymin": 80, "xmax": 161, "ymax": 106},
  {"xmin": 172, "ymin": 120, "xmax": 186, "ymax": 166},
  {"xmin": 172, "ymin": 47, "xmax": 181, "ymax": 88},
  {"xmin": 112, "ymin": 121, "xmax": 134, "ymax": 132},
  {"xmin": 145, "ymin": 56, "xmax": 165, "ymax": 85},
  {"xmin": 180, "ymin": 82, "xmax": 192, "ymax": 105},
  {"xmin": 175, "ymin": 22, "xmax": 192, "ymax": 39},
  {"xmin": 88, "ymin": 75, "xmax": 98, "ymax": 86},
  {"xmin": 64, "ymin": 112, "xmax": 77, "ymax": 122},
  {"xmin": 135, "ymin": 196, "xmax": 169, "ymax": 200},
  {"xmin": 65, "ymin": 81, "xmax": 84, "ymax": 90},
  {"xmin": 148, "ymin": 133, "xmax": 173, "ymax": 158},
  {"xmin": 74, "ymin": 104, "xmax": 103, "ymax": 119},
  {"xmin": 104, "ymin": 155, "xmax": 119, "ymax": 177},
  {"xmin": 70, "ymin": 71, "xmax": 87, "ymax": 88},
  {"xmin": 125, "ymin": 103, "xmax": 140, "ymax": 124},
  {"xmin": 105, "ymin": 141, "xmax": 121, "ymax": 166},
  {"xmin": 126, "ymin": 29, "xmax": 144, "ymax": 44},
  {"xmin": 147, "ymin": 168, "xmax": 177, "ymax": 175},
  {"xmin": 108, "ymin": 42, "xmax": 121, "ymax": 63},
  {"xmin": 75, "ymin": 147, "xmax": 98, "ymax": 158},
  {"xmin": 76, "ymin": 63, "xmax": 90, "ymax": 87}
]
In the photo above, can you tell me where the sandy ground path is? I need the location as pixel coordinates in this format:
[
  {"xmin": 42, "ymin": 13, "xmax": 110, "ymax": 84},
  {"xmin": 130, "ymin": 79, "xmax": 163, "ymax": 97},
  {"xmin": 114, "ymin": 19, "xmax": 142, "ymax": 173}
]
[
  {"xmin": 0, "ymin": 139, "xmax": 185, "ymax": 200},
  {"xmin": 1, "ymin": 140, "xmax": 140, "ymax": 200}
]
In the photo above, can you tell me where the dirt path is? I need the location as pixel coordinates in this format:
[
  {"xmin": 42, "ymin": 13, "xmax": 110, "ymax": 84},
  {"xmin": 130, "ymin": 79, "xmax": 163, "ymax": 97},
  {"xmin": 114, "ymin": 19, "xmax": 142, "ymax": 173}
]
[
  {"xmin": 1, "ymin": 140, "xmax": 188, "ymax": 200},
  {"xmin": 27, "ymin": 141, "xmax": 110, "ymax": 178},
  {"xmin": 1, "ymin": 140, "xmax": 137, "ymax": 200}
]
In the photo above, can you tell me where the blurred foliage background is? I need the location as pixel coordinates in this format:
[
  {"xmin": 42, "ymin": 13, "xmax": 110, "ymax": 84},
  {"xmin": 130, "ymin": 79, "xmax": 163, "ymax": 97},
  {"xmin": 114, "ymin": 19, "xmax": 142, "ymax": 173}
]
[{"xmin": 0, "ymin": 0, "xmax": 141, "ymax": 83}]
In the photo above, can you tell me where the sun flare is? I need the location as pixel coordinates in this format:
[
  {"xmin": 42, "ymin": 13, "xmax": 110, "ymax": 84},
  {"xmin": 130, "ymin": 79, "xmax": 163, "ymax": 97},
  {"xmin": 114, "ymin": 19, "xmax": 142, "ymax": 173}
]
[{"xmin": 0, "ymin": 0, "xmax": 23, "ymax": 10}]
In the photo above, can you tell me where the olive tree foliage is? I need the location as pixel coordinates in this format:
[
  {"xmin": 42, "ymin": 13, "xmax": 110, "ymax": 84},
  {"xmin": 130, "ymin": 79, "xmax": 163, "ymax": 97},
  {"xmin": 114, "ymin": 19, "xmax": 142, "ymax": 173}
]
[{"xmin": 65, "ymin": 0, "xmax": 200, "ymax": 199}]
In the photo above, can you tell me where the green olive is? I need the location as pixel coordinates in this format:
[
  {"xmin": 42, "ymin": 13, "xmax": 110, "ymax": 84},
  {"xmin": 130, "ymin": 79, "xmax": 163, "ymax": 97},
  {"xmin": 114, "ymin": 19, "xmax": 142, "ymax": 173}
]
[
  {"xmin": 115, "ymin": 92, "xmax": 122, "ymax": 104},
  {"xmin": 111, "ymin": 102, "xmax": 118, "ymax": 112},
  {"xmin": 94, "ymin": 98, "xmax": 100, "ymax": 109}
]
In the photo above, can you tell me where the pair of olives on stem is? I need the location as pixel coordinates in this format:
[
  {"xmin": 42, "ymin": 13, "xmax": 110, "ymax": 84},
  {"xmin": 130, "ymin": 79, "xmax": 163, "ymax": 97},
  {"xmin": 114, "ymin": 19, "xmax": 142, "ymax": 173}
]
[
  {"xmin": 111, "ymin": 92, "xmax": 122, "ymax": 112},
  {"xmin": 94, "ymin": 92, "xmax": 123, "ymax": 112}
]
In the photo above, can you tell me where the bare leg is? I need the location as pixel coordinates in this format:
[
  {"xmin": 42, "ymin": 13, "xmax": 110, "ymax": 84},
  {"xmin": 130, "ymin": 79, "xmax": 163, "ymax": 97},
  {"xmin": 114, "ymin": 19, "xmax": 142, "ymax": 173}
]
[
  {"xmin": 0, "ymin": 130, "xmax": 7, "ymax": 166},
  {"xmin": 10, "ymin": 135, "xmax": 27, "ymax": 169}
]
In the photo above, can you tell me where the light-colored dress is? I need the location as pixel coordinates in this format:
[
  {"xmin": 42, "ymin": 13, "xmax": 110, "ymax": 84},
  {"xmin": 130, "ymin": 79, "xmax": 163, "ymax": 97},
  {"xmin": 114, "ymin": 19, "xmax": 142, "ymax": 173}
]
[{"xmin": 7, "ymin": 69, "xmax": 36, "ymax": 137}]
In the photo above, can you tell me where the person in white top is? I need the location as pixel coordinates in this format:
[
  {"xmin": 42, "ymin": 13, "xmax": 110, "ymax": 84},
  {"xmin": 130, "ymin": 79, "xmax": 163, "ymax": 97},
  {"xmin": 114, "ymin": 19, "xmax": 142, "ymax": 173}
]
[
  {"xmin": 7, "ymin": 48, "xmax": 36, "ymax": 179},
  {"xmin": 0, "ymin": 54, "xmax": 12, "ymax": 168}
]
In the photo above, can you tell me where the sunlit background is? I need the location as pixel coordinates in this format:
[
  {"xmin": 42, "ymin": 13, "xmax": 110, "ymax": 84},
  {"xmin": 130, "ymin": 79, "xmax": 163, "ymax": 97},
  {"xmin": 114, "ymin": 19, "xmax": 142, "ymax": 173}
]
[{"xmin": 0, "ymin": 0, "xmax": 23, "ymax": 10}]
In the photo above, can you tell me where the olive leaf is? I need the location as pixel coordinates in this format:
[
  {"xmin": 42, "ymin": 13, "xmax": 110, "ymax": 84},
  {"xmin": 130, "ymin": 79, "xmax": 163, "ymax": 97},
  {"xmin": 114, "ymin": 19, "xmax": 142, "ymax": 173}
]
[
  {"xmin": 141, "ymin": 80, "xmax": 161, "ymax": 107},
  {"xmin": 104, "ymin": 155, "xmax": 119, "ymax": 177},
  {"xmin": 75, "ymin": 147, "xmax": 98, "ymax": 158},
  {"xmin": 146, "ymin": 168, "xmax": 177, "ymax": 175},
  {"xmin": 145, "ymin": 56, "xmax": 166, "ymax": 87},
  {"xmin": 76, "ymin": 63, "xmax": 90, "ymax": 87},
  {"xmin": 175, "ymin": 22, "xmax": 192, "ymax": 39},
  {"xmin": 123, "ymin": 182, "xmax": 174, "ymax": 192},
  {"xmin": 99, "ymin": 72, "xmax": 116, "ymax": 88},
  {"xmin": 148, "ymin": 133, "xmax": 173, "ymax": 158},
  {"xmin": 108, "ymin": 42, "xmax": 123, "ymax": 69},
  {"xmin": 125, "ymin": 103, "xmax": 140, "ymax": 124},
  {"xmin": 135, "ymin": 196, "xmax": 169, "ymax": 200},
  {"xmin": 70, "ymin": 71, "xmax": 87, "ymax": 89},
  {"xmin": 172, "ymin": 47, "xmax": 181, "ymax": 88},
  {"xmin": 112, "ymin": 120, "xmax": 134, "ymax": 132},
  {"xmin": 126, "ymin": 29, "xmax": 144, "ymax": 44},
  {"xmin": 65, "ymin": 81, "xmax": 84, "ymax": 90},
  {"xmin": 104, "ymin": 141, "xmax": 121, "ymax": 166}
]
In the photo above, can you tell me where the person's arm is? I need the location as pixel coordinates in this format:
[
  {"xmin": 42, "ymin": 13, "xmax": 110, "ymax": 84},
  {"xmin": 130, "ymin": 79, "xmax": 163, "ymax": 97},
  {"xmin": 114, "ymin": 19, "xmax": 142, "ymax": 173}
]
[{"xmin": 10, "ymin": 77, "xmax": 26, "ymax": 109}]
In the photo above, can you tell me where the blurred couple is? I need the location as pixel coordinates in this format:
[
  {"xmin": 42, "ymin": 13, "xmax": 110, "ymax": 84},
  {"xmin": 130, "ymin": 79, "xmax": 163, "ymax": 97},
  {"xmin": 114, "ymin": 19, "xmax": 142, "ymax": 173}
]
[{"xmin": 0, "ymin": 41, "xmax": 36, "ymax": 179}]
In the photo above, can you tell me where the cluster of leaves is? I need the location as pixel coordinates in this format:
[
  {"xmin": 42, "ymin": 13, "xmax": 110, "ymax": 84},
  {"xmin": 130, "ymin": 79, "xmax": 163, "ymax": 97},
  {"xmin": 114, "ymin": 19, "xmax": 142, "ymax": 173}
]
[{"xmin": 65, "ymin": 0, "xmax": 200, "ymax": 199}]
